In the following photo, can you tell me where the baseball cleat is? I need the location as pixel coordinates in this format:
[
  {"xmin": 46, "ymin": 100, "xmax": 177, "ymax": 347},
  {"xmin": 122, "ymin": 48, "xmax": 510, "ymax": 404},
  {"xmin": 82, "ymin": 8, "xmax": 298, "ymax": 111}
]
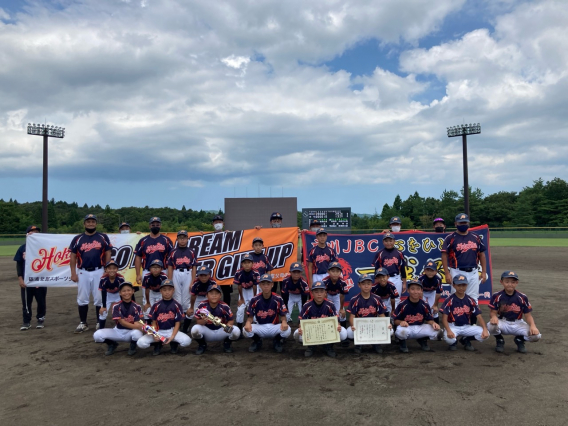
[
  {"xmin": 75, "ymin": 322, "xmax": 89, "ymax": 333},
  {"xmin": 373, "ymin": 345, "xmax": 383, "ymax": 354},
  {"xmin": 418, "ymin": 338, "xmax": 432, "ymax": 352},
  {"xmin": 248, "ymin": 341, "xmax": 261, "ymax": 353},
  {"xmin": 514, "ymin": 336, "xmax": 527, "ymax": 354},
  {"xmin": 324, "ymin": 345, "xmax": 337, "ymax": 358},
  {"xmin": 399, "ymin": 340, "xmax": 409, "ymax": 353},
  {"xmin": 127, "ymin": 341, "xmax": 137, "ymax": 356},
  {"xmin": 273, "ymin": 337, "xmax": 283, "ymax": 353},
  {"xmin": 353, "ymin": 345, "xmax": 362, "ymax": 354},
  {"xmin": 495, "ymin": 339, "xmax": 505, "ymax": 353},
  {"xmin": 448, "ymin": 342, "xmax": 458, "ymax": 351},
  {"xmin": 459, "ymin": 337, "xmax": 476, "ymax": 351},
  {"xmin": 170, "ymin": 342, "xmax": 180, "ymax": 354},
  {"xmin": 304, "ymin": 347, "xmax": 314, "ymax": 357},
  {"xmin": 105, "ymin": 341, "xmax": 118, "ymax": 356},
  {"xmin": 152, "ymin": 343, "xmax": 162, "ymax": 356},
  {"xmin": 223, "ymin": 338, "xmax": 234, "ymax": 353},
  {"xmin": 20, "ymin": 323, "xmax": 31, "ymax": 331}
]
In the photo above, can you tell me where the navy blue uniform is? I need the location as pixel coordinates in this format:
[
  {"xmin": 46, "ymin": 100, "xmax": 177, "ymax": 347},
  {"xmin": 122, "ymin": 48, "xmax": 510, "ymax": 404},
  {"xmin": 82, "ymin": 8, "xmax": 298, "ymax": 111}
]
[
  {"xmin": 442, "ymin": 232, "xmax": 486, "ymax": 269},
  {"xmin": 247, "ymin": 294, "xmax": 288, "ymax": 325},
  {"xmin": 250, "ymin": 252, "xmax": 273, "ymax": 276},
  {"xmin": 281, "ymin": 277, "xmax": 310, "ymax": 295},
  {"xmin": 418, "ymin": 274, "xmax": 443, "ymax": 293},
  {"xmin": 347, "ymin": 293, "xmax": 387, "ymax": 318},
  {"xmin": 112, "ymin": 301, "xmax": 143, "ymax": 329},
  {"xmin": 371, "ymin": 248, "xmax": 406, "ymax": 277},
  {"xmin": 489, "ymin": 290, "xmax": 532, "ymax": 321},
  {"xmin": 14, "ymin": 243, "xmax": 47, "ymax": 324},
  {"xmin": 440, "ymin": 294, "xmax": 481, "ymax": 326},
  {"xmin": 99, "ymin": 273, "xmax": 125, "ymax": 306},
  {"xmin": 196, "ymin": 301, "xmax": 233, "ymax": 330},
  {"xmin": 191, "ymin": 279, "xmax": 218, "ymax": 297},
  {"xmin": 167, "ymin": 246, "xmax": 197, "ymax": 270},
  {"xmin": 135, "ymin": 235, "xmax": 173, "ymax": 270},
  {"xmin": 307, "ymin": 245, "xmax": 337, "ymax": 274},
  {"xmin": 142, "ymin": 272, "xmax": 168, "ymax": 292},
  {"xmin": 394, "ymin": 299, "xmax": 433, "ymax": 325},
  {"xmin": 150, "ymin": 299, "xmax": 184, "ymax": 331},
  {"xmin": 233, "ymin": 269, "xmax": 260, "ymax": 289},
  {"xmin": 372, "ymin": 281, "xmax": 399, "ymax": 303},
  {"xmin": 69, "ymin": 232, "xmax": 112, "ymax": 269},
  {"xmin": 322, "ymin": 277, "xmax": 349, "ymax": 296},
  {"xmin": 299, "ymin": 299, "xmax": 338, "ymax": 320}
]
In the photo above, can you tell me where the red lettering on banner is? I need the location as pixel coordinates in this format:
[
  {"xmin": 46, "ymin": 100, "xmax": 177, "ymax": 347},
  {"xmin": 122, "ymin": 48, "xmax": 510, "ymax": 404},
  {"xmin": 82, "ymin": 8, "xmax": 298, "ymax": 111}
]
[
  {"xmin": 256, "ymin": 309, "xmax": 276, "ymax": 319},
  {"xmin": 31, "ymin": 247, "xmax": 71, "ymax": 272},
  {"xmin": 157, "ymin": 312, "xmax": 176, "ymax": 322},
  {"xmin": 80, "ymin": 241, "xmax": 102, "ymax": 252},
  {"xmin": 146, "ymin": 243, "xmax": 166, "ymax": 254},
  {"xmin": 456, "ymin": 241, "xmax": 477, "ymax": 253},
  {"xmin": 343, "ymin": 240, "xmax": 352, "ymax": 254},
  {"xmin": 354, "ymin": 239, "xmax": 364, "ymax": 253},
  {"xmin": 368, "ymin": 239, "xmax": 379, "ymax": 252}
]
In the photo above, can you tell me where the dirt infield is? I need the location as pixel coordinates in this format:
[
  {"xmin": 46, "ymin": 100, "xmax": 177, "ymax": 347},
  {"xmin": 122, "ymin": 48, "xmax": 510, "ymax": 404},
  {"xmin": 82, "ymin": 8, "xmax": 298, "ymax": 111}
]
[{"xmin": 1, "ymin": 247, "xmax": 567, "ymax": 426}]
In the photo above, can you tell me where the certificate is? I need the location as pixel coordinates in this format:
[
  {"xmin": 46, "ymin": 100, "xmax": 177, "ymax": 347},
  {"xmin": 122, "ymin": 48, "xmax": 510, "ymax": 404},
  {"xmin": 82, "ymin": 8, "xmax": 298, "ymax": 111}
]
[
  {"xmin": 300, "ymin": 317, "xmax": 340, "ymax": 345},
  {"xmin": 353, "ymin": 317, "xmax": 391, "ymax": 345}
]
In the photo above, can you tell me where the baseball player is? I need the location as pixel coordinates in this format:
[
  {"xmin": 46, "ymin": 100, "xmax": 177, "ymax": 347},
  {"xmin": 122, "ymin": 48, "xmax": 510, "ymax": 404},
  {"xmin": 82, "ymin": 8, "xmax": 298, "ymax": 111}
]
[
  {"xmin": 210, "ymin": 215, "xmax": 234, "ymax": 305},
  {"xmin": 142, "ymin": 260, "xmax": 168, "ymax": 323},
  {"xmin": 372, "ymin": 232, "xmax": 407, "ymax": 306},
  {"xmin": 269, "ymin": 212, "xmax": 283, "ymax": 293},
  {"xmin": 98, "ymin": 260, "xmax": 125, "ymax": 330},
  {"xmin": 134, "ymin": 216, "xmax": 173, "ymax": 286},
  {"xmin": 137, "ymin": 279, "xmax": 191, "ymax": 355},
  {"xmin": 243, "ymin": 274, "xmax": 290, "ymax": 353},
  {"xmin": 441, "ymin": 275, "xmax": 489, "ymax": 351},
  {"xmin": 119, "ymin": 222, "xmax": 131, "ymax": 234},
  {"xmin": 322, "ymin": 261, "xmax": 349, "ymax": 327},
  {"xmin": 347, "ymin": 274, "xmax": 393, "ymax": 354},
  {"xmin": 191, "ymin": 283, "xmax": 240, "ymax": 355},
  {"xmin": 487, "ymin": 271, "xmax": 541, "ymax": 353},
  {"xmin": 371, "ymin": 267, "xmax": 399, "ymax": 317},
  {"xmin": 441, "ymin": 213, "xmax": 487, "ymax": 305},
  {"xmin": 433, "ymin": 217, "xmax": 446, "ymax": 233},
  {"xmin": 251, "ymin": 237, "xmax": 274, "ymax": 294},
  {"xmin": 280, "ymin": 262, "xmax": 310, "ymax": 324},
  {"xmin": 167, "ymin": 230, "xmax": 197, "ymax": 332},
  {"xmin": 418, "ymin": 261, "xmax": 443, "ymax": 324},
  {"xmin": 293, "ymin": 281, "xmax": 348, "ymax": 358},
  {"xmin": 393, "ymin": 279, "xmax": 441, "ymax": 353},
  {"xmin": 14, "ymin": 225, "xmax": 47, "ymax": 330},
  {"xmin": 93, "ymin": 281, "xmax": 144, "ymax": 356},
  {"xmin": 187, "ymin": 266, "xmax": 217, "ymax": 320},
  {"xmin": 307, "ymin": 228, "xmax": 337, "ymax": 286},
  {"xmin": 234, "ymin": 253, "xmax": 260, "ymax": 333},
  {"xmin": 69, "ymin": 214, "xmax": 112, "ymax": 333}
]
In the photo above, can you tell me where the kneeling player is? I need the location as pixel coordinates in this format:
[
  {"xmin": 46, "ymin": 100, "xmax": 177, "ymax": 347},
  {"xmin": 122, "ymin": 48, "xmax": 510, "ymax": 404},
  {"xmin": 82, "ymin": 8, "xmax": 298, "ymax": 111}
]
[
  {"xmin": 281, "ymin": 262, "xmax": 310, "ymax": 324},
  {"xmin": 487, "ymin": 271, "xmax": 541, "ymax": 353},
  {"xmin": 372, "ymin": 267, "xmax": 399, "ymax": 317},
  {"xmin": 393, "ymin": 279, "xmax": 441, "ymax": 353},
  {"xmin": 441, "ymin": 275, "xmax": 489, "ymax": 351},
  {"xmin": 191, "ymin": 283, "xmax": 240, "ymax": 355},
  {"xmin": 93, "ymin": 281, "xmax": 144, "ymax": 356},
  {"xmin": 293, "ymin": 281, "xmax": 347, "ymax": 358},
  {"xmin": 142, "ymin": 260, "xmax": 168, "ymax": 324},
  {"xmin": 137, "ymin": 279, "xmax": 191, "ymax": 355},
  {"xmin": 187, "ymin": 266, "xmax": 216, "ymax": 321},
  {"xmin": 243, "ymin": 274, "xmax": 290, "ymax": 353},
  {"xmin": 347, "ymin": 274, "xmax": 393, "ymax": 354},
  {"xmin": 418, "ymin": 261, "xmax": 443, "ymax": 324}
]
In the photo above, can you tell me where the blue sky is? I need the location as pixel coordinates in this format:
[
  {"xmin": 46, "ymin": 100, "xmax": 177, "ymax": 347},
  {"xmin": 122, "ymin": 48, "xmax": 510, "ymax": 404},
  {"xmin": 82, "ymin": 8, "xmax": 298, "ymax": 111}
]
[{"xmin": 1, "ymin": 0, "xmax": 567, "ymax": 214}]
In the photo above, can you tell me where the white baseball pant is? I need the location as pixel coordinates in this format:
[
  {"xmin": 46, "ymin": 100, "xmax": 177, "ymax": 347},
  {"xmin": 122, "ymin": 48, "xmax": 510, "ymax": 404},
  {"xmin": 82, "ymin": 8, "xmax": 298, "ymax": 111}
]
[
  {"xmin": 312, "ymin": 274, "xmax": 327, "ymax": 286},
  {"xmin": 173, "ymin": 269, "xmax": 193, "ymax": 311},
  {"xmin": 449, "ymin": 268, "xmax": 481, "ymax": 302},
  {"xmin": 422, "ymin": 290, "xmax": 439, "ymax": 318},
  {"xmin": 395, "ymin": 324, "xmax": 438, "ymax": 341},
  {"xmin": 93, "ymin": 327, "xmax": 143, "ymax": 343},
  {"xmin": 77, "ymin": 268, "xmax": 104, "ymax": 306},
  {"xmin": 144, "ymin": 290, "xmax": 163, "ymax": 319},
  {"xmin": 293, "ymin": 327, "xmax": 347, "ymax": 344},
  {"xmin": 243, "ymin": 323, "xmax": 291, "ymax": 339},
  {"xmin": 99, "ymin": 292, "xmax": 121, "ymax": 321},
  {"xmin": 346, "ymin": 325, "xmax": 393, "ymax": 340},
  {"xmin": 444, "ymin": 324, "xmax": 488, "ymax": 345},
  {"xmin": 188, "ymin": 295, "xmax": 206, "ymax": 319},
  {"xmin": 487, "ymin": 319, "xmax": 541, "ymax": 342},
  {"xmin": 236, "ymin": 287, "xmax": 255, "ymax": 323},
  {"xmin": 286, "ymin": 293, "xmax": 303, "ymax": 322},
  {"xmin": 137, "ymin": 328, "xmax": 192, "ymax": 349},
  {"xmin": 191, "ymin": 324, "xmax": 241, "ymax": 342},
  {"xmin": 389, "ymin": 274, "xmax": 403, "ymax": 307},
  {"xmin": 327, "ymin": 294, "xmax": 346, "ymax": 321}
]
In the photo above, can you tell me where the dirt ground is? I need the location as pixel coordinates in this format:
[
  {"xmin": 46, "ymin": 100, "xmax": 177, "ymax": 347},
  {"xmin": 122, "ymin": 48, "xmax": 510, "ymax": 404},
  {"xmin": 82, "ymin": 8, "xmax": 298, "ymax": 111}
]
[{"xmin": 1, "ymin": 247, "xmax": 567, "ymax": 426}]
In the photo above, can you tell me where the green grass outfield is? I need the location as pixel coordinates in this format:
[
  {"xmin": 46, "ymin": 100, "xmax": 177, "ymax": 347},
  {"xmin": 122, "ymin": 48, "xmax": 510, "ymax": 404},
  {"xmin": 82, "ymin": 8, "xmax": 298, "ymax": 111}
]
[
  {"xmin": 490, "ymin": 238, "xmax": 568, "ymax": 247},
  {"xmin": 0, "ymin": 246, "xmax": 19, "ymax": 256}
]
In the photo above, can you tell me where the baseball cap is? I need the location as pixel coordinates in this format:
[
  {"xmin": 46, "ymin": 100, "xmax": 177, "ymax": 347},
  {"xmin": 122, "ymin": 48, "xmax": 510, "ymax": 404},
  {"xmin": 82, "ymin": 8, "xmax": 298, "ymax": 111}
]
[
  {"xmin": 501, "ymin": 270, "xmax": 519, "ymax": 280},
  {"xmin": 374, "ymin": 267, "xmax": 389, "ymax": 277},
  {"xmin": 259, "ymin": 273, "xmax": 273, "ymax": 283},
  {"xmin": 424, "ymin": 261, "xmax": 437, "ymax": 271},
  {"xmin": 290, "ymin": 262, "xmax": 303, "ymax": 272},
  {"xmin": 177, "ymin": 230, "xmax": 188, "ymax": 237},
  {"xmin": 358, "ymin": 274, "xmax": 373, "ymax": 283},
  {"xmin": 207, "ymin": 283, "xmax": 222, "ymax": 293},
  {"xmin": 327, "ymin": 261, "xmax": 342, "ymax": 271},
  {"xmin": 455, "ymin": 213, "xmax": 470, "ymax": 223},
  {"xmin": 196, "ymin": 266, "xmax": 211, "ymax": 275},
  {"xmin": 118, "ymin": 222, "xmax": 130, "ymax": 229},
  {"xmin": 105, "ymin": 260, "xmax": 119, "ymax": 268},
  {"xmin": 382, "ymin": 232, "xmax": 395, "ymax": 240},
  {"xmin": 270, "ymin": 212, "xmax": 283, "ymax": 221},
  {"xmin": 406, "ymin": 279, "xmax": 423, "ymax": 288},
  {"xmin": 389, "ymin": 216, "xmax": 402, "ymax": 224},
  {"xmin": 26, "ymin": 225, "xmax": 40, "ymax": 233},
  {"xmin": 433, "ymin": 217, "xmax": 445, "ymax": 224},
  {"xmin": 160, "ymin": 279, "xmax": 174, "ymax": 288},
  {"xmin": 241, "ymin": 253, "xmax": 253, "ymax": 263},
  {"xmin": 252, "ymin": 237, "xmax": 264, "ymax": 244},
  {"xmin": 316, "ymin": 228, "xmax": 327, "ymax": 236},
  {"xmin": 453, "ymin": 275, "xmax": 469, "ymax": 285},
  {"xmin": 84, "ymin": 214, "xmax": 97, "ymax": 222},
  {"xmin": 149, "ymin": 259, "xmax": 164, "ymax": 269},
  {"xmin": 212, "ymin": 215, "xmax": 224, "ymax": 222},
  {"xmin": 309, "ymin": 219, "xmax": 322, "ymax": 227},
  {"xmin": 149, "ymin": 216, "xmax": 162, "ymax": 224},
  {"xmin": 311, "ymin": 281, "xmax": 326, "ymax": 290},
  {"xmin": 119, "ymin": 281, "xmax": 134, "ymax": 290}
]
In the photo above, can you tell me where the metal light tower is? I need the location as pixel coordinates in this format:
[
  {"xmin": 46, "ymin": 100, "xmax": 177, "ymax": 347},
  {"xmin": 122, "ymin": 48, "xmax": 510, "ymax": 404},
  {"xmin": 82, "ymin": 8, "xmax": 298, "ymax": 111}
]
[
  {"xmin": 447, "ymin": 123, "xmax": 481, "ymax": 218},
  {"xmin": 27, "ymin": 123, "xmax": 66, "ymax": 233}
]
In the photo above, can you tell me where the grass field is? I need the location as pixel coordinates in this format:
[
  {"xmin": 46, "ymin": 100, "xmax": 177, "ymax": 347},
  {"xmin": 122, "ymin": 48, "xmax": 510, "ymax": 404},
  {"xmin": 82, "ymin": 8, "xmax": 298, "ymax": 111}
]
[
  {"xmin": 0, "ymin": 246, "xmax": 18, "ymax": 257},
  {"xmin": 490, "ymin": 238, "xmax": 568, "ymax": 247}
]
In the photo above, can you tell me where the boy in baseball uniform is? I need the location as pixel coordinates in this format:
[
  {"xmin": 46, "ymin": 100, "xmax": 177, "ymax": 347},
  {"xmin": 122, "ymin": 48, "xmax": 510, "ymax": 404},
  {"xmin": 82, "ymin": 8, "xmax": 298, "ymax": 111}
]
[
  {"xmin": 280, "ymin": 262, "xmax": 310, "ymax": 324},
  {"xmin": 322, "ymin": 261, "xmax": 349, "ymax": 328},
  {"xmin": 307, "ymin": 229, "xmax": 337, "ymax": 286},
  {"xmin": 487, "ymin": 271, "xmax": 541, "ymax": 353},
  {"xmin": 98, "ymin": 260, "xmax": 124, "ymax": 330},
  {"xmin": 142, "ymin": 260, "xmax": 168, "ymax": 323},
  {"xmin": 234, "ymin": 253, "xmax": 260, "ymax": 333},
  {"xmin": 418, "ymin": 261, "xmax": 443, "ymax": 324},
  {"xmin": 187, "ymin": 266, "xmax": 217, "ymax": 320},
  {"xmin": 371, "ymin": 267, "xmax": 399, "ymax": 317},
  {"xmin": 372, "ymin": 232, "xmax": 407, "ymax": 307}
]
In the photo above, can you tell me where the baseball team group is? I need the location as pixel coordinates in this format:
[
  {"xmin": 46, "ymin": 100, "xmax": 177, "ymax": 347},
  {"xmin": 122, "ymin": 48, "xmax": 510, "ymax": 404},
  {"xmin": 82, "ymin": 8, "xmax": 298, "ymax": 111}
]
[{"xmin": 14, "ymin": 212, "xmax": 541, "ymax": 358}]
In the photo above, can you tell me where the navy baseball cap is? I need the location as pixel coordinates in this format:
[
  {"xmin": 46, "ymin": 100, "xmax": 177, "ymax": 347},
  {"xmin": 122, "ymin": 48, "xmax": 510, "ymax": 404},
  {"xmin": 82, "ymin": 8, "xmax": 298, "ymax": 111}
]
[
  {"xmin": 433, "ymin": 217, "xmax": 445, "ymax": 224},
  {"xmin": 309, "ymin": 219, "xmax": 322, "ymax": 227},
  {"xmin": 424, "ymin": 261, "xmax": 437, "ymax": 271},
  {"xmin": 84, "ymin": 214, "xmax": 97, "ymax": 222},
  {"xmin": 26, "ymin": 225, "xmax": 40, "ymax": 233},
  {"xmin": 252, "ymin": 237, "xmax": 264, "ymax": 244},
  {"xmin": 290, "ymin": 262, "xmax": 303, "ymax": 272},
  {"xmin": 327, "ymin": 261, "xmax": 342, "ymax": 271},
  {"xmin": 212, "ymin": 215, "xmax": 224, "ymax": 222},
  {"xmin": 455, "ymin": 213, "xmax": 470, "ymax": 223},
  {"xmin": 259, "ymin": 273, "xmax": 273, "ymax": 283},
  {"xmin": 359, "ymin": 274, "xmax": 373, "ymax": 283},
  {"xmin": 241, "ymin": 253, "xmax": 253, "ymax": 263},
  {"xmin": 389, "ymin": 216, "xmax": 402, "ymax": 224},
  {"xmin": 119, "ymin": 222, "xmax": 130, "ymax": 229},
  {"xmin": 149, "ymin": 216, "xmax": 162, "ymax": 224},
  {"xmin": 316, "ymin": 228, "xmax": 327, "ymax": 235},
  {"xmin": 160, "ymin": 279, "xmax": 174, "ymax": 288},
  {"xmin": 375, "ymin": 267, "xmax": 389, "ymax": 277},
  {"xmin": 270, "ymin": 212, "xmax": 283, "ymax": 220},
  {"xmin": 501, "ymin": 270, "xmax": 519, "ymax": 280},
  {"xmin": 119, "ymin": 281, "xmax": 134, "ymax": 290},
  {"xmin": 407, "ymin": 279, "xmax": 423, "ymax": 288},
  {"xmin": 382, "ymin": 232, "xmax": 395, "ymax": 240},
  {"xmin": 105, "ymin": 260, "xmax": 119, "ymax": 268},
  {"xmin": 177, "ymin": 230, "xmax": 188, "ymax": 237},
  {"xmin": 311, "ymin": 281, "xmax": 326, "ymax": 290},
  {"xmin": 149, "ymin": 259, "xmax": 164, "ymax": 268},
  {"xmin": 453, "ymin": 275, "xmax": 469, "ymax": 285},
  {"xmin": 197, "ymin": 266, "xmax": 211, "ymax": 276},
  {"xmin": 207, "ymin": 283, "xmax": 222, "ymax": 293}
]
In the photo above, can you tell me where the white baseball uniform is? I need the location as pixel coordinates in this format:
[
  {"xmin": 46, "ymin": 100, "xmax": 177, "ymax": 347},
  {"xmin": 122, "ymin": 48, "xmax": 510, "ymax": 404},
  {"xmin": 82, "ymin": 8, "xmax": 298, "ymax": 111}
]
[
  {"xmin": 137, "ymin": 328, "xmax": 192, "ymax": 349},
  {"xmin": 236, "ymin": 287, "xmax": 255, "ymax": 324},
  {"xmin": 487, "ymin": 319, "xmax": 541, "ymax": 342},
  {"xmin": 243, "ymin": 324, "xmax": 291, "ymax": 339},
  {"xmin": 94, "ymin": 327, "xmax": 143, "ymax": 343},
  {"xmin": 395, "ymin": 324, "xmax": 438, "ymax": 341},
  {"xmin": 172, "ymin": 269, "xmax": 193, "ymax": 311},
  {"xmin": 449, "ymin": 268, "xmax": 481, "ymax": 302},
  {"xmin": 444, "ymin": 324, "xmax": 488, "ymax": 345},
  {"xmin": 99, "ymin": 292, "xmax": 121, "ymax": 321},
  {"xmin": 191, "ymin": 324, "xmax": 241, "ymax": 341},
  {"xmin": 77, "ymin": 268, "xmax": 104, "ymax": 307},
  {"xmin": 285, "ymin": 293, "xmax": 303, "ymax": 322},
  {"xmin": 422, "ymin": 290, "xmax": 439, "ymax": 319}
]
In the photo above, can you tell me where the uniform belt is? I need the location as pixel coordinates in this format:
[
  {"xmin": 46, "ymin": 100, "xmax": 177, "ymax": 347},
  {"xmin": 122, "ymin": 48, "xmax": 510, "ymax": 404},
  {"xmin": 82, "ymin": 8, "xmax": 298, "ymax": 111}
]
[
  {"xmin": 80, "ymin": 267, "xmax": 101, "ymax": 272},
  {"xmin": 389, "ymin": 273, "xmax": 399, "ymax": 277},
  {"xmin": 178, "ymin": 268, "xmax": 189, "ymax": 272},
  {"xmin": 458, "ymin": 267, "xmax": 475, "ymax": 272}
]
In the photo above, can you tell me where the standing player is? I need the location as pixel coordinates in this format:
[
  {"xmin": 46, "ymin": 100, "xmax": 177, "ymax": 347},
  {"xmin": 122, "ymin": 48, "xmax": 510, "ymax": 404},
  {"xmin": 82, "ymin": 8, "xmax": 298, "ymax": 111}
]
[
  {"xmin": 187, "ymin": 266, "xmax": 217, "ymax": 320},
  {"xmin": 441, "ymin": 213, "xmax": 487, "ymax": 303},
  {"xmin": 418, "ymin": 261, "xmax": 443, "ymax": 324},
  {"xmin": 142, "ymin": 260, "xmax": 168, "ymax": 323},
  {"xmin": 243, "ymin": 274, "xmax": 290, "ymax": 353},
  {"xmin": 371, "ymin": 267, "xmax": 399, "ymax": 317},
  {"xmin": 372, "ymin": 232, "xmax": 407, "ymax": 306},
  {"xmin": 388, "ymin": 216, "xmax": 402, "ymax": 233},
  {"xmin": 234, "ymin": 253, "xmax": 260, "ymax": 333},
  {"xmin": 167, "ymin": 230, "xmax": 197, "ymax": 332},
  {"xmin": 134, "ymin": 217, "xmax": 173, "ymax": 286},
  {"xmin": 98, "ymin": 260, "xmax": 125, "ymax": 330},
  {"xmin": 210, "ymin": 215, "xmax": 234, "ymax": 305},
  {"xmin": 69, "ymin": 214, "xmax": 112, "ymax": 333},
  {"xmin": 280, "ymin": 262, "xmax": 310, "ymax": 324},
  {"xmin": 309, "ymin": 219, "xmax": 322, "ymax": 232},
  {"xmin": 251, "ymin": 237, "xmax": 273, "ymax": 294},
  {"xmin": 307, "ymin": 228, "xmax": 337, "ymax": 286},
  {"xmin": 322, "ymin": 261, "xmax": 349, "ymax": 328},
  {"xmin": 433, "ymin": 218, "xmax": 446, "ymax": 233},
  {"xmin": 487, "ymin": 271, "xmax": 541, "ymax": 353},
  {"xmin": 14, "ymin": 225, "xmax": 47, "ymax": 330}
]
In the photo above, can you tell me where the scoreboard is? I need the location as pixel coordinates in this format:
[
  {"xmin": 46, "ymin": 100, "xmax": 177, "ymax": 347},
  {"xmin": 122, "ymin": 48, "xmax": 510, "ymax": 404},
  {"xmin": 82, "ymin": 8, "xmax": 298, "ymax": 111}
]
[{"xmin": 302, "ymin": 208, "xmax": 351, "ymax": 231}]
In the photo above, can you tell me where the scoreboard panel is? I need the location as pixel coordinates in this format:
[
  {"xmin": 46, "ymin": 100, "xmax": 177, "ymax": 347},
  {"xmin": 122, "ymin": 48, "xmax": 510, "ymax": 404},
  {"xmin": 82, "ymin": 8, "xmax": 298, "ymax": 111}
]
[{"xmin": 302, "ymin": 208, "xmax": 351, "ymax": 231}]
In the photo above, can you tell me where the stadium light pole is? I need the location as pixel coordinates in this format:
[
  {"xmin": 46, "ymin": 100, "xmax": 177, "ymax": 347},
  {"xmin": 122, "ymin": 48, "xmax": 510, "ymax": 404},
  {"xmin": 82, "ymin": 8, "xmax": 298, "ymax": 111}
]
[
  {"xmin": 447, "ymin": 123, "xmax": 481, "ymax": 218},
  {"xmin": 27, "ymin": 123, "xmax": 66, "ymax": 233}
]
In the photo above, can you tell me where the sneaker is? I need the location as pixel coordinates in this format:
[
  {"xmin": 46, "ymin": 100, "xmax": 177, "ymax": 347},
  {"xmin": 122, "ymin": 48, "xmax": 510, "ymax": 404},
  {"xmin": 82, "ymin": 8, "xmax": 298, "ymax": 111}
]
[
  {"xmin": 373, "ymin": 345, "xmax": 383, "ymax": 354},
  {"xmin": 304, "ymin": 347, "xmax": 314, "ymax": 357},
  {"xmin": 249, "ymin": 338, "xmax": 262, "ymax": 353},
  {"xmin": 495, "ymin": 339, "xmax": 505, "ymax": 353},
  {"xmin": 514, "ymin": 336, "xmax": 527, "ymax": 354},
  {"xmin": 459, "ymin": 337, "xmax": 476, "ymax": 352},
  {"xmin": 36, "ymin": 320, "xmax": 45, "ymax": 329},
  {"xmin": 127, "ymin": 341, "xmax": 137, "ymax": 356},
  {"xmin": 75, "ymin": 322, "xmax": 89, "ymax": 333},
  {"xmin": 20, "ymin": 323, "xmax": 31, "ymax": 331},
  {"xmin": 353, "ymin": 345, "xmax": 362, "ymax": 354}
]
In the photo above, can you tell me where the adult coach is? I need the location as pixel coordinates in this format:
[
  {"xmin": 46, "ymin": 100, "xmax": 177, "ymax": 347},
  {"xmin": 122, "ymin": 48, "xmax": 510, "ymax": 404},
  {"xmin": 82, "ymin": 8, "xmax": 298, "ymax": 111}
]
[
  {"xmin": 69, "ymin": 214, "xmax": 112, "ymax": 333},
  {"xmin": 210, "ymin": 215, "xmax": 233, "ymax": 305},
  {"xmin": 134, "ymin": 217, "xmax": 173, "ymax": 285},
  {"xmin": 441, "ymin": 213, "xmax": 487, "ymax": 302},
  {"xmin": 14, "ymin": 225, "xmax": 47, "ymax": 330}
]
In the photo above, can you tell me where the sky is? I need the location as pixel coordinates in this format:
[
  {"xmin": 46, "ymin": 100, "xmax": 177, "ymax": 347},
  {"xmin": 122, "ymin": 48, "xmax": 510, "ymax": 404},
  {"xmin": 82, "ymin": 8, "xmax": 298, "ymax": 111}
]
[{"xmin": 1, "ymin": 0, "xmax": 567, "ymax": 214}]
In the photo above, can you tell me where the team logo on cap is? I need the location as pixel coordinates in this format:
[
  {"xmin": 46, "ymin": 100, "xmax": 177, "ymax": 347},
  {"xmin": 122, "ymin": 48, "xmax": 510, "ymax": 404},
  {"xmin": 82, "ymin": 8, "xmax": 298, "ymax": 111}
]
[
  {"xmin": 508, "ymin": 271, "xmax": 516, "ymax": 276},
  {"xmin": 394, "ymin": 217, "xmax": 398, "ymax": 221},
  {"xmin": 151, "ymin": 217, "xmax": 158, "ymax": 221},
  {"xmin": 87, "ymin": 214, "xmax": 94, "ymax": 218},
  {"xmin": 293, "ymin": 263, "xmax": 299, "ymax": 268},
  {"xmin": 458, "ymin": 275, "xmax": 465, "ymax": 280},
  {"xmin": 460, "ymin": 214, "xmax": 466, "ymax": 219}
]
